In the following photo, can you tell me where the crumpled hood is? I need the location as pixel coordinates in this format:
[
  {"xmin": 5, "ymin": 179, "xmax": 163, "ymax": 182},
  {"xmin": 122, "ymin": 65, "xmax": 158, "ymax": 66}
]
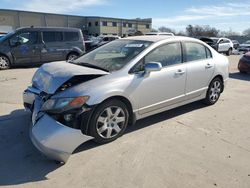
[{"xmin": 32, "ymin": 61, "xmax": 109, "ymax": 94}]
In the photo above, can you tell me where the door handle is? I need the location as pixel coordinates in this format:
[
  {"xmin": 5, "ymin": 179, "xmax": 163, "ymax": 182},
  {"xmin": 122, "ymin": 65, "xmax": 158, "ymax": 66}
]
[
  {"xmin": 175, "ymin": 69, "xmax": 185, "ymax": 75},
  {"xmin": 205, "ymin": 63, "xmax": 213, "ymax": 69}
]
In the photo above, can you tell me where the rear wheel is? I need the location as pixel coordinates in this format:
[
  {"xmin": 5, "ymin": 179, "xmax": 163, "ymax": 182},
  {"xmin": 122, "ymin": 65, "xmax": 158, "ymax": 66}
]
[
  {"xmin": 89, "ymin": 99, "xmax": 129, "ymax": 144},
  {"xmin": 0, "ymin": 55, "xmax": 10, "ymax": 70},
  {"xmin": 226, "ymin": 48, "xmax": 232, "ymax": 56},
  {"xmin": 66, "ymin": 52, "xmax": 79, "ymax": 62},
  {"xmin": 204, "ymin": 78, "xmax": 223, "ymax": 105}
]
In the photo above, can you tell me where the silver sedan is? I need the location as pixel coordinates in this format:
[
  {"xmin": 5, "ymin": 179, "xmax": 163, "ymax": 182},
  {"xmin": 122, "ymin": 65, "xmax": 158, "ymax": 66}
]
[{"xmin": 23, "ymin": 36, "xmax": 229, "ymax": 162}]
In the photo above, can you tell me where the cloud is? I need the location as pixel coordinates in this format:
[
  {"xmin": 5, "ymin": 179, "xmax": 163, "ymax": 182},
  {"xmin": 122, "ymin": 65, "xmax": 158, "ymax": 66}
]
[
  {"xmin": 152, "ymin": 1, "xmax": 250, "ymax": 31},
  {"xmin": 17, "ymin": 0, "xmax": 108, "ymax": 14}
]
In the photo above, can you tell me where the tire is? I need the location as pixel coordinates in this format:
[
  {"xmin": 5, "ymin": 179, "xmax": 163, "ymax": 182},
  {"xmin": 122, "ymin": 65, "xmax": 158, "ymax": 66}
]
[
  {"xmin": 0, "ymin": 55, "xmax": 10, "ymax": 70},
  {"xmin": 204, "ymin": 77, "xmax": 223, "ymax": 105},
  {"xmin": 226, "ymin": 48, "xmax": 232, "ymax": 56},
  {"xmin": 238, "ymin": 63, "xmax": 247, "ymax": 73},
  {"xmin": 66, "ymin": 52, "xmax": 79, "ymax": 62},
  {"xmin": 89, "ymin": 99, "xmax": 129, "ymax": 144}
]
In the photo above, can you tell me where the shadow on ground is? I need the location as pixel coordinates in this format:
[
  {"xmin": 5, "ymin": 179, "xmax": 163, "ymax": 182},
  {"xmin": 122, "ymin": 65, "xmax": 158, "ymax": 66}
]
[
  {"xmin": 74, "ymin": 101, "xmax": 207, "ymax": 153},
  {"xmin": 0, "ymin": 109, "xmax": 63, "ymax": 186},
  {"xmin": 0, "ymin": 101, "xmax": 206, "ymax": 186},
  {"xmin": 229, "ymin": 72, "xmax": 250, "ymax": 81}
]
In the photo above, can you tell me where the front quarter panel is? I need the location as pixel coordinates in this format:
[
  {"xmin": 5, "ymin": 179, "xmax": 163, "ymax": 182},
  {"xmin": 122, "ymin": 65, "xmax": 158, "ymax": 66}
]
[{"xmin": 52, "ymin": 73, "xmax": 138, "ymax": 109}]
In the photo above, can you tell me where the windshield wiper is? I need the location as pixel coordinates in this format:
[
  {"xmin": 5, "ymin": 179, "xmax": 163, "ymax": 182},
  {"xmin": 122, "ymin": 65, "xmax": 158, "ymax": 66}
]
[{"xmin": 74, "ymin": 62, "xmax": 109, "ymax": 72}]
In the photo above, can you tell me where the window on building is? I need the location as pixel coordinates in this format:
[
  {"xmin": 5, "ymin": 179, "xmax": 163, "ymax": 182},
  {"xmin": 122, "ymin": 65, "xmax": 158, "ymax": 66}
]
[
  {"xmin": 112, "ymin": 22, "xmax": 117, "ymax": 27},
  {"xmin": 102, "ymin": 21, "xmax": 108, "ymax": 26},
  {"xmin": 64, "ymin": 32, "xmax": 79, "ymax": 41},
  {"xmin": 88, "ymin": 22, "xmax": 92, "ymax": 27},
  {"xmin": 42, "ymin": 31, "xmax": 63, "ymax": 42},
  {"xmin": 146, "ymin": 24, "xmax": 150, "ymax": 29},
  {"xmin": 128, "ymin": 23, "xmax": 132, "ymax": 28},
  {"xmin": 123, "ymin": 23, "xmax": 126, "ymax": 27},
  {"xmin": 95, "ymin": 21, "xmax": 99, "ymax": 26}
]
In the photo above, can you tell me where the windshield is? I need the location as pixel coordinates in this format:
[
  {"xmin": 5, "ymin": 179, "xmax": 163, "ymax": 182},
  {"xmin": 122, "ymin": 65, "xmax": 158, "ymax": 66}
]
[
  {"xmin": 0, "ymin": 31, "xmax": 15, "ymax": 42},
  {"xmin": 75, "ymin": 40, "xmax": 152, "ymax": 72}
]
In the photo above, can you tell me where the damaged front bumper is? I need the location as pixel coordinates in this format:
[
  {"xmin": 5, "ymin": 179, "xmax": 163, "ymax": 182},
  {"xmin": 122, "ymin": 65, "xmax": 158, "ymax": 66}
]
[
  {"xmin": 23, "ymin": 87, "xmax": 93, "ymax": 163},
  {"xmin": 30, "ymin": 113, "xmax": 92, "ymax": 162}
]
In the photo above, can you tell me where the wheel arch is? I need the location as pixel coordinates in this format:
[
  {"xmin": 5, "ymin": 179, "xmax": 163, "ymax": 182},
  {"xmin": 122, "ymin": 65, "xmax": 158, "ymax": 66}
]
[
  {"xmin": 66, "ymin": 51, "xmax": 80, "ymax": 60},
  {"xmin": 83, "ymin": 95, "xmax": 136, "ymax": 136},
  {"xmin": 211, "ymin": 74, "xmax": 224, "ymax": 93}
]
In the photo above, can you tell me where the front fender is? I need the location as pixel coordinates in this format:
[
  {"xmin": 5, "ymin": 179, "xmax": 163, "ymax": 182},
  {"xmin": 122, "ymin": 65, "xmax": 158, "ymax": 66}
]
[{"xmin": 86, "ymin": 90, "xmax": 136, "ymax": 110}]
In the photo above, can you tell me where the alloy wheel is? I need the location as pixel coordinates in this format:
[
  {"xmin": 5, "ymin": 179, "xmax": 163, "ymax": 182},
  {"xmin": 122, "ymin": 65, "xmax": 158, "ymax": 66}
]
[
  {"xmin": 209, "ymin": 80, "xmax": 221, "ymax": 102},
  {"xmin": 0, "ymin": 56, "xmax": 10, "ymax": 70},
  {"xmin": 96, "ymin": 106, "xmax": 126, "ymax": 139}
]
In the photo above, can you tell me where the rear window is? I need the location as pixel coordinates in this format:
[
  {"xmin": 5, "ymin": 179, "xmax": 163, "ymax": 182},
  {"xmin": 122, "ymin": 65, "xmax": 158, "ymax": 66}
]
[
  {"xmin": 185, "ymin": 42, "xmax": 207, "ymax": 62},
  {"xmin": 64, "ymin": 32, "xmax": 79, "ymax": 41},
  {"xmin": 43, "ymin": 31, "xmax": 63, "ymax": 42}
]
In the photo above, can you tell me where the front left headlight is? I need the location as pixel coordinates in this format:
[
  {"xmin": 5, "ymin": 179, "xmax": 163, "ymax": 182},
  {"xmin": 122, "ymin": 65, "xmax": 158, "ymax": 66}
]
[{"xmin": 41, "ymin": 96, "xmax": 89, "ymax": 113}]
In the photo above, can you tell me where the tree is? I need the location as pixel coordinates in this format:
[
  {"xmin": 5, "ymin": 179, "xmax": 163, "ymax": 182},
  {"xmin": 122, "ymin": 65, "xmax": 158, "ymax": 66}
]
[
  {"xmin": 151, "ymin": 28, "xmax": 158, "ymax": 32},
  {"xmin": 158, "ymin": 26, "xmax": 176, "ymax": 34},
  {"xmin": 186, "ymin": 25, "xmax": 219, "ymax": 37},
  {"xmin": 220, "ymin": 28, "xmax": 240, "ymax": 37},
  {"xmin": 243, "ymin": 28, "xmax": 250, "ymax": 37}
]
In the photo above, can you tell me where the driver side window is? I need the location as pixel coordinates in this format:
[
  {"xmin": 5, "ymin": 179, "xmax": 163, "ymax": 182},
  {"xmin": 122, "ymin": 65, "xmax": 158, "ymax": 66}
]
[{"xmin": 9, "ymin": 32, "xmax": 38, "ymax": 46}]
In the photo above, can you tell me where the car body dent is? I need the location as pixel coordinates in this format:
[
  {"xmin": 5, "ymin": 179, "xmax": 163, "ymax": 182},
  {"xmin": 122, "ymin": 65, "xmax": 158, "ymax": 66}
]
[
  {"xmin": 32, "ymin": 61, "xmax": 109, "ymax": 94},
  {"xmin": 31, "ymin": 113, "xmax": 92, "ymax": 162}
]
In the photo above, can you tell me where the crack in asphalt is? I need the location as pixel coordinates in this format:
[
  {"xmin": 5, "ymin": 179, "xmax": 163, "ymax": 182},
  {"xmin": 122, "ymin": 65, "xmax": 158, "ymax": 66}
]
[{"xmin": 0, "ymin": 77, "xmax": 17, "ymax": 82}]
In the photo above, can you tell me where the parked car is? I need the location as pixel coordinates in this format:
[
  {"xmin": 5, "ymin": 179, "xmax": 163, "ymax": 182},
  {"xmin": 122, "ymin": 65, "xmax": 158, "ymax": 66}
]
[
  {"xmin": 238, "ymin": 52, "xmax": 250, "ymax": 73},
  {"xmin": 238, "ymin": 40, "xmax": 250, "ymax": 54},
  {"xmin": 0, "ymin": 27, "xmax": 85, "ymax": 70},
  {"xmin": 200, "ymin": 37, "xmax": 233, "ymax": 56},
  {"xmin": 84, "ymin": 36, "xmax": 100, "ymax": 52},
  {"xmin": 97, "ymin": 35, "xmax": 120, "ymax": 46},
  {"xmin": 23, "ymin": 36, "xmax": 229, "ymax": 162},
  {"xmin": 145, "ymin": 32, "xmax": 174, "ymax": 36}
]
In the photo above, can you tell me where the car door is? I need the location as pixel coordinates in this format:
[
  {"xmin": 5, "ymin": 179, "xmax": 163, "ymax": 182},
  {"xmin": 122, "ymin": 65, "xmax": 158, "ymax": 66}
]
[
  {"xmin": 184, "ymin": 42, "xmax": 215, "ymax": 100},
  {"xmin": 41, "ymin": 31, "xmax": 64, "ymax": 62},
  {"xmin": 9, "ymin": 31, "xmax": 41, "ymax": 64},
  {"xmin": 131, "ymin": 42, "xmax": 186, "ymax": 115},
  {"xmin": 218, "ymin": 39, "xmax": 228, "ymax": 52}
]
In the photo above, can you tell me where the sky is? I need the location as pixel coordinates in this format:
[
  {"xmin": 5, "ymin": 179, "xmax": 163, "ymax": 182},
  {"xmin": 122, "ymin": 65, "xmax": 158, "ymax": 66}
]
[{"xmin": 1, "ymin": 0, "xmax": 250, "ymax": 33}]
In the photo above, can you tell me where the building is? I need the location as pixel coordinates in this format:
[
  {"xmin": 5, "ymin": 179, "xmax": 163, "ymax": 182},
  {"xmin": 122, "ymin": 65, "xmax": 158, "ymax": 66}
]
[{"xmin": 0, "ymin": 9, "xmax": 152, "ymax": 36}]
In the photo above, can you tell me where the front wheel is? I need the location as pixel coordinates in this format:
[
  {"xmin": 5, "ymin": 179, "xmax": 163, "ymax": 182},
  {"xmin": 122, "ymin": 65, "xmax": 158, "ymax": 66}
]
[
  {"xmin": 204, "ymin": 78, "xmax": 223, "ymax": 105},
  {"xmin": 89, "ymin": 99, "xmax": 129, "ymax": 144},
  {"xmin": 0, "ymin": 55, "xmax": 10, "ymax": 70}
]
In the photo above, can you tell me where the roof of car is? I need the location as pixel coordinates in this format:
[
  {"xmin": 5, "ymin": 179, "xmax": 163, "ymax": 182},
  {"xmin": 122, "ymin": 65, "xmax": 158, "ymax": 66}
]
[
  {"xmin": 16, "ymin": 27, "xmax": 81, "ymax": 32},
  {"xmin": 120, "ymin": 35, "xmax": 199, "ymax": 43}
]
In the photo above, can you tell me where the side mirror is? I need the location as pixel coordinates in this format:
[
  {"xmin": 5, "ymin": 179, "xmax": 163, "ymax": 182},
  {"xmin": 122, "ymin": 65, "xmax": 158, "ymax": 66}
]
[{"xmin": 144, "ymin": 62, "xmax": 162, "ymax": 73}]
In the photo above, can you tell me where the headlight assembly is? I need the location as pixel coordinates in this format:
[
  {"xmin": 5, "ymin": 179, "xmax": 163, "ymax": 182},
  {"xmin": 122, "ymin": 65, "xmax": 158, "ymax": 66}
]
[{"xmin": 41, "ymin": 96, "xmax": 89, "ymax": 113}]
